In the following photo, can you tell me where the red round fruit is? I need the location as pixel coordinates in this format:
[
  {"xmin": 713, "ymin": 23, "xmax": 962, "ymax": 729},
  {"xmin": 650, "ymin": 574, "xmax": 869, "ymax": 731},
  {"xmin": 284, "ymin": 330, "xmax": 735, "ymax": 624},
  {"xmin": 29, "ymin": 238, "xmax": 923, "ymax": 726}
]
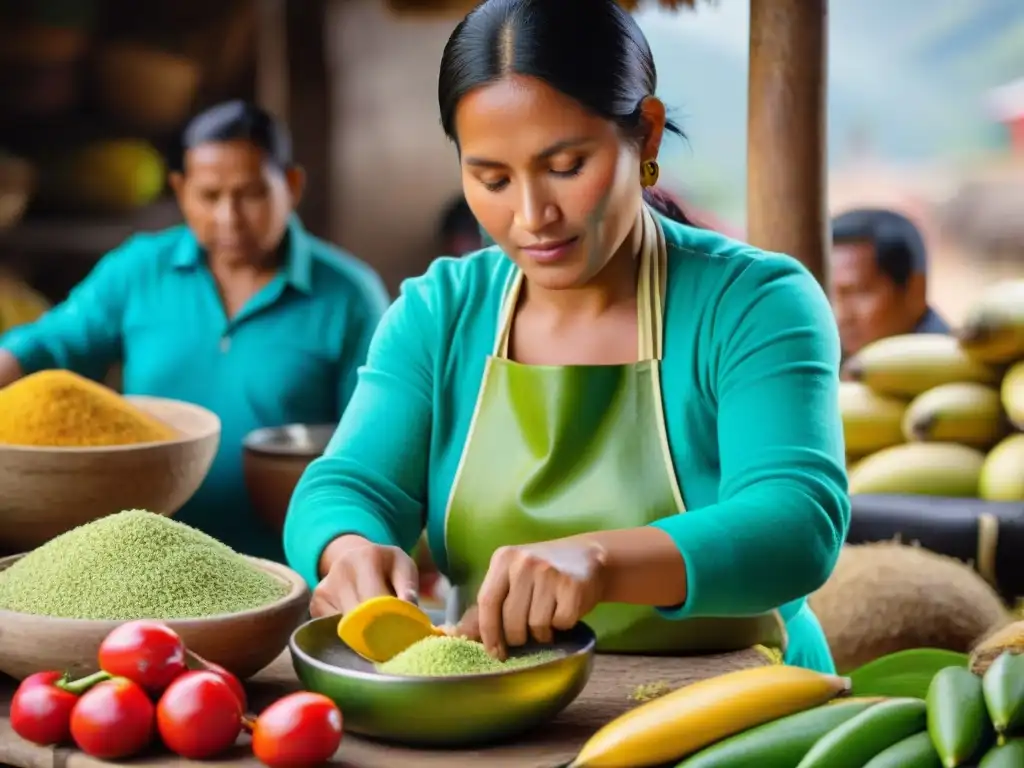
[
  {"xmin": 201, "ymin": 660, "xmax": 248, "ymax": 711},
  {"xmin": 98, "ymin": 620, "xmax": 187, "ymax": 694},
  {"xmin": 10, "ymin": 672, "xmax": 78, "ymax": 746},
  {"xmin": 70, "ymin": 678, "xmax": 154, "ymax": 759},
  {"xmin": 252, "ymin": 692, "xmax": 343, "ymax": 768},
  {"xmin": 156, "ymin": 670, "xmax": 242, "ymax": 759},
  {"xmin": 18, "ymin": 671, "xmax": 64, "ymax": 690}
]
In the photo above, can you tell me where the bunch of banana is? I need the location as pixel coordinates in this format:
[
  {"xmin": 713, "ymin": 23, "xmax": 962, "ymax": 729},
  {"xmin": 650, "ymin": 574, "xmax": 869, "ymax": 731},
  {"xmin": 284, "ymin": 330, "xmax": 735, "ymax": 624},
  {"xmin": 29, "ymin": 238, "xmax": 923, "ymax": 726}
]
[
  {"xmin": 836, "ymin": 287, "xmax": 1024, "ymax": 499},
  {"xmin": 568, "ymin": 648, "xmax": 1024, "ymax": 768}
]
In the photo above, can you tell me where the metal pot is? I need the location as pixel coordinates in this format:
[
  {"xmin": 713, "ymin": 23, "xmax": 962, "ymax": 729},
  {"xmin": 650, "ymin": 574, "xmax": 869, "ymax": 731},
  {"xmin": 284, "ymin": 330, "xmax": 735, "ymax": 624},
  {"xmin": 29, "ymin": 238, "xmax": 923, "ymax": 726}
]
[{"xmin": 242, "ymin": 424, "xmax": 336, "ymax": 535}]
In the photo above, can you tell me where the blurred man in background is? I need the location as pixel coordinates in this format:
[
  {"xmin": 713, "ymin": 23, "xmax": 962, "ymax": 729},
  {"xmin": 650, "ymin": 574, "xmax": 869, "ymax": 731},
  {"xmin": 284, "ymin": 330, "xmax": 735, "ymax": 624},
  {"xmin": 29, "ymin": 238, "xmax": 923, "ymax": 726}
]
[
  {"xmin": 0, "ymin": 101, "xmax": 390, "ymax": 561},
  {"xmin": 830, "ymin": 207, "xmax": 950, "ymax": 358}
]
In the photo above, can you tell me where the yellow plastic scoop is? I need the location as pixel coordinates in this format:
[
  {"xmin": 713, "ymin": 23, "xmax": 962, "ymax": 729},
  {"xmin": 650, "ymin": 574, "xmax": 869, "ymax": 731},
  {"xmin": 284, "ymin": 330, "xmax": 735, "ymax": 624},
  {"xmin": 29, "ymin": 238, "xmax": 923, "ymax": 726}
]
[{"xmin": 337, "ymin": 596, "xmax": 446, "ymax": 663}]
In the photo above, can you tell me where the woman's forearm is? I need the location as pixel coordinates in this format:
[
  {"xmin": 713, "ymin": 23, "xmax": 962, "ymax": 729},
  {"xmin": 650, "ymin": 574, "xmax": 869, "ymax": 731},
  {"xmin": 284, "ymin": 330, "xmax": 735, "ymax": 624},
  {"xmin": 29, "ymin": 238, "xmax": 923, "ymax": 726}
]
[
  {"xmin": 0, "ymin": 350, "xmax": 24, "ymax": 389},
  {"xmin": 569, "ymin": 527, "xmax": 688, "ymax": 608}
]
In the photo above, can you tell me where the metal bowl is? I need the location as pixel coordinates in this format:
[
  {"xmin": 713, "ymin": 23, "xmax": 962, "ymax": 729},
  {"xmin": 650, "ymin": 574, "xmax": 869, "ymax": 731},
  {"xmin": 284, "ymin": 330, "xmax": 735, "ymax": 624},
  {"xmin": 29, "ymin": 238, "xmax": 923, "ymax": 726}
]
[
  {"xmin": 288, "ymin": 615, "xmax": 596, "ymax": 747},
  {"xmin": 242, "ymin": 424, "xmax": 335, "ymax": 534},
  {"xmin": 243, "ymin": 424, "xmax": 337, "ymax": 457}
]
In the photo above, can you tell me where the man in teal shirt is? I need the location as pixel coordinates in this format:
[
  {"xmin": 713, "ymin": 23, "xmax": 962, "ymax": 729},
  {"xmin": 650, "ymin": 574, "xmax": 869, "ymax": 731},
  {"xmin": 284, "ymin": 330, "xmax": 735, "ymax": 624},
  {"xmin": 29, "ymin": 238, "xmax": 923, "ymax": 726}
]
[{"xmin": 0, "ymin": 101, "xmax": 390, "ymax": 561}]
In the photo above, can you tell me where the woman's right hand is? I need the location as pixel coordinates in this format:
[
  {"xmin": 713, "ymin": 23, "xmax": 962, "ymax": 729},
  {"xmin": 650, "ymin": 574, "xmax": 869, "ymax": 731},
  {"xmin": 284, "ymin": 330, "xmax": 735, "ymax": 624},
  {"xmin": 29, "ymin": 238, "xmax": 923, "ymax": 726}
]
[{"xmin": 310, "ymin": 535, "xmax": 420, "ymax": 617}]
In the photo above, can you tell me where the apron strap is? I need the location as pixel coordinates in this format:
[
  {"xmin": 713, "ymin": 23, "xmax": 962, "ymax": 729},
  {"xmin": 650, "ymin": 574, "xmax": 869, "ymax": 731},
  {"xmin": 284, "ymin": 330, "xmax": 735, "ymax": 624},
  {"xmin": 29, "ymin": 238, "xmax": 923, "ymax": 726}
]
[
  {"xmin": 494, "ymin": 270, "xmax": 522, "ymax": 358},
  {"xmin": 638, "ymin": 206, "xmax": 669, "ymax": 361},
  {"xmin": 494, "ymin": 206, "xmax": 668, "ymax": 361}
]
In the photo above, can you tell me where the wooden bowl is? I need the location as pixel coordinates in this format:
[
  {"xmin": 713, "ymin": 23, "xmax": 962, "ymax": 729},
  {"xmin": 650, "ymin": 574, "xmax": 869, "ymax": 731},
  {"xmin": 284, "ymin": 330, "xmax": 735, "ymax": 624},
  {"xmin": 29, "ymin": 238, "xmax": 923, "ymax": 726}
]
[
  {"xmin": 0, "ymin": 554, "xmax": 310, "ymax": 681},
  {"xmin": 0, "ymin": 396, "xmax": 220, "ymax": 553},
  {"xmin": 94, "ymin": 43, "xmax": 201, "ymax": 131},
  {"xmin": 242, "ymin": 424, "xmax": 335, "ymax": 535}
]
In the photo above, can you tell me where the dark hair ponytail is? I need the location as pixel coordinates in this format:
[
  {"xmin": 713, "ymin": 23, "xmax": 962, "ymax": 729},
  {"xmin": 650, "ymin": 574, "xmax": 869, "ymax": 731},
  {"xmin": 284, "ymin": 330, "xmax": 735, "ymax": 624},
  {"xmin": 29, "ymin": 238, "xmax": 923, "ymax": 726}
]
[
  {"xmin": 438, "ymin": 0, "xmax": 694, "ymax": 227},
  {"xmin": 643, "ymin": 187, "xmax": 698, "ymax": 228}
]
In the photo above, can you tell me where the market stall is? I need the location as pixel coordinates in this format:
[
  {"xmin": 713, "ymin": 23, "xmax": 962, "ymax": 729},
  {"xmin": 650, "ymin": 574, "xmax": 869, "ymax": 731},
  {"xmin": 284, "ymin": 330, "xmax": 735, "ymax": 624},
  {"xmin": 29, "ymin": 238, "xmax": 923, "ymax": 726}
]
[
  {"xmin": 13, "ymin": 1, "xmax": 1006, "ymax": 767},
  {"xmin": 839, "ymin": 277, "xmax": 1024, "ymax": 599}
]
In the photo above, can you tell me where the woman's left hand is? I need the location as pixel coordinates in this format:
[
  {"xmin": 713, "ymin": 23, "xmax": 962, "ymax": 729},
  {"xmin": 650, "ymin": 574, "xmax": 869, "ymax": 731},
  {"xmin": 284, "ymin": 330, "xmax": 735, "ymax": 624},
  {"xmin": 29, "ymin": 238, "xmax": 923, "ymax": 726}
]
[{"xmin": 455, "ymin": 540, "xmax": 608, "ymax": 660}]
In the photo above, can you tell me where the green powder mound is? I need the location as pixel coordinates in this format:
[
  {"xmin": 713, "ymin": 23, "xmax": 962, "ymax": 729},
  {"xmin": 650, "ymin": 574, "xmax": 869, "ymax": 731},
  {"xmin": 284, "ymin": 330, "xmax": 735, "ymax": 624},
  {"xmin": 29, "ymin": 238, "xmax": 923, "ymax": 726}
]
[
  {"xmin": 377, "ymin": 635, "xmax": 562, "ymax": 677},
  {"xmin": 0, "ymin": 509, "xmax": 289, "ymax": 619}
]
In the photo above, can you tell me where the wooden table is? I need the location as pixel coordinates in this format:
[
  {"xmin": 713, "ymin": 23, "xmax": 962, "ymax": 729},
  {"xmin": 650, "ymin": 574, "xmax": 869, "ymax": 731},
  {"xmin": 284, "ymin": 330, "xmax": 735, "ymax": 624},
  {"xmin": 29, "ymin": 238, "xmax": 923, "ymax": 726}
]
[{"xmin": 0, "ymin": 648, "xmax": 769, "ymax": 768}]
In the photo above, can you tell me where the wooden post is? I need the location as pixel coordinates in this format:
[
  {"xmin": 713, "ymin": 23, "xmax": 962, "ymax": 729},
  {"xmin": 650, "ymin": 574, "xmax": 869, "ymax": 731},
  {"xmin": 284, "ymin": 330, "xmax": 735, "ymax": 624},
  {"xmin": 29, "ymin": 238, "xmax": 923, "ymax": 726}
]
[
  {"xmin": 255, "ymin": 0, "xmax": 331, "ymax": 239},
  {"xmin": 746, "ymin": 0, "xmax": 829, "ymax": 287},
  {"xmin": 256, "ymin": 0, "xmax": 289, "ymax": 118},
  {"xmin": 286, "ymin": 0, "xmax": 331, "ymax": 239}
]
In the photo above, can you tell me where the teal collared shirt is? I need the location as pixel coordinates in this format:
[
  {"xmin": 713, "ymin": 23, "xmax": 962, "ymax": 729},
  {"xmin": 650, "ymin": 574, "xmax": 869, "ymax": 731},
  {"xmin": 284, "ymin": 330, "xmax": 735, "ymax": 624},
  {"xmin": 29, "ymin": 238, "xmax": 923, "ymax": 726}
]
[{"xmin": 1, "ymin": 217, "xmax": 391, "ymax": 561}]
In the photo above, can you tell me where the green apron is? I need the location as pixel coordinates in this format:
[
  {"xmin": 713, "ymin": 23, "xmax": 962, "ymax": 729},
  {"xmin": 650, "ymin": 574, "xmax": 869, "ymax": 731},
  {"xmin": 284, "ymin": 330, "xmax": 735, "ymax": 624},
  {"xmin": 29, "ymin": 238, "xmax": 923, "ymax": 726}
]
[{"xmin": 443, "ymin": 207, "xmax": 787, "ymax": 655}]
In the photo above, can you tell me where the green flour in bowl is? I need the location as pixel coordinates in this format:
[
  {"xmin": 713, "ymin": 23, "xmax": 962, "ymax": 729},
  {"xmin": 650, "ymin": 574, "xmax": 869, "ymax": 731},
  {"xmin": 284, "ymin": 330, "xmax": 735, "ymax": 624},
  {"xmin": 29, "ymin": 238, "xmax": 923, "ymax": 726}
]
[
  {"xmin": 0, "ymin": 509, "xmax": 289, "ymax": 620},
  {"xmin": 376, "ymin": 635, "xmax": 562, "ymax": 677}
]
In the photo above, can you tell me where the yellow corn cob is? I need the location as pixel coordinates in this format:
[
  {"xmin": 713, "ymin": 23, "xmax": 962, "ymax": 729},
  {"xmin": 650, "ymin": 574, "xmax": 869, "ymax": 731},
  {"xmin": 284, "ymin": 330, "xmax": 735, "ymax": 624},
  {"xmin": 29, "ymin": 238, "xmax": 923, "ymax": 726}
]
[{"xmin": 570, "ymin": 665, "xmax": 851, "ymax": 768}]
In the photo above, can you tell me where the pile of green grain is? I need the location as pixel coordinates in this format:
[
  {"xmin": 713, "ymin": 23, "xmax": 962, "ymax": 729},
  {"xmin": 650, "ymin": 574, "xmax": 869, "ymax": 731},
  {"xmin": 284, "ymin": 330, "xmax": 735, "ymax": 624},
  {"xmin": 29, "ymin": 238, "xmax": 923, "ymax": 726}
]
[
  {"xmin": 377, "ymin": 635, "xmax": 562, "ymax": 677},
  {"xmin": 0, "ymin": 510, "xmax": 289, "ymax": 620}
]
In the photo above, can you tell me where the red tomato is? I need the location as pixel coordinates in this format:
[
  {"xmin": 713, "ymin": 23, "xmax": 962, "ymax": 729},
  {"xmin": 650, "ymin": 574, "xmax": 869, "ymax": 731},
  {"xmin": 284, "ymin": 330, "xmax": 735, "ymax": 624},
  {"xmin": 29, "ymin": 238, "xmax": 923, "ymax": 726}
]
[
  {"xmin": 18, "ymin": 671, "xmax": 65, "ymax": 690},
  {"xmin": 186, "ymin": 651, "xmax": 248, "ymax": 711},
  {"xmin": 98, "ymin": 620, "xmax": 187, "ymax": 694},
  {"xmin": 10, "ymin": 672, "xmax": 78, "ymax": 745},
  {"xmin": 70, "ymin": 677, "xmax": 154, "ymax": 759},
  {"xmin": 156, "ymin": 670, "xmax": 242, "ymax": 759},
  {"xmin": 197, "ymin": 659, "xmax": 248, "ymax": 711},
  {"xmin": 252, "ymin": 692, "xmax": 343, "ymax": 768}
]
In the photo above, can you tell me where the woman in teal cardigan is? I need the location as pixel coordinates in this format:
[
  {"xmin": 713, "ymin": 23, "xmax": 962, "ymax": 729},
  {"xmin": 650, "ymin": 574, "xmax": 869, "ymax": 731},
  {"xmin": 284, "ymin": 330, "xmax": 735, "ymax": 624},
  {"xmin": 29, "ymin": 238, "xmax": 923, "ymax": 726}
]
[{"xmin": 284, "ymin": 0, "xmax": 849, "ymax": 672}]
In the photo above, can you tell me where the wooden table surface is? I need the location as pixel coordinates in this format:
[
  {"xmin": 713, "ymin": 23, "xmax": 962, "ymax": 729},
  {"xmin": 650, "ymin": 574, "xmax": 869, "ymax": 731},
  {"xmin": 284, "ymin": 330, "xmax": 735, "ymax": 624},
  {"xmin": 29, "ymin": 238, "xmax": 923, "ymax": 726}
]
[{"xmin": 0, "ymin": 648, "xmax": 769, "ymax": 768}]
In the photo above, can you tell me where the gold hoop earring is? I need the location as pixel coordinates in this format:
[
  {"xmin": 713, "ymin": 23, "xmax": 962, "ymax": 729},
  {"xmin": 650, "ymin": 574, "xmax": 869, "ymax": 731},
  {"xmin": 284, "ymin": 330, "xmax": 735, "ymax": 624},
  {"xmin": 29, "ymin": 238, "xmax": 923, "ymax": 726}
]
[{"xmin": 640, "ymin": 159, "xmax": 660, "ymax": 188}]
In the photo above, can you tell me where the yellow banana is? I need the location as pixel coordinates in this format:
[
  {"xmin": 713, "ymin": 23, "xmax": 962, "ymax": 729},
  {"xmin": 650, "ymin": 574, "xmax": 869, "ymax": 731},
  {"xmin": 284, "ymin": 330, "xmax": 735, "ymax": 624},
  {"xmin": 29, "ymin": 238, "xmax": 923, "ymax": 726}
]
[
  {"xmin": 569, "ymin": 665, "xmax": 850, "ymax": 768},
  {"xmin": 840, "ymin": 381, "xmax": 907, "ymax": 455},
  {"xmin": 979, "ymin": 435, "xmax": 1024, "ymax": 502},
  {"xmin": 844, "ymin": 334, "xmax": 1000, "ymax": 398},
  {"xmin": 1000, "ymin": 362, "xmax": 1024, "ymax": 429},
  {"xmin": 848, "ymin": 443, "xmax": 985, "ymax": 497},
  {"xmin": 902, "ymin": 382, "xmax": 1006, "ymax": 449},
  {"xmin": 958, "ymin": 280, "xmax": 1024, "ymax": 364}
]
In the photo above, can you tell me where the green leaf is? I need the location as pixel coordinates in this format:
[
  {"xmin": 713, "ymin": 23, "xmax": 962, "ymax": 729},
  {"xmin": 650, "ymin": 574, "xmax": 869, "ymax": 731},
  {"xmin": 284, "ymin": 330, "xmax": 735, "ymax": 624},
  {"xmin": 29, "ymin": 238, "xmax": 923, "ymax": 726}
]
[{"xmin": 848, "ymin": 649, "xmax": 970, "ymax": 699}]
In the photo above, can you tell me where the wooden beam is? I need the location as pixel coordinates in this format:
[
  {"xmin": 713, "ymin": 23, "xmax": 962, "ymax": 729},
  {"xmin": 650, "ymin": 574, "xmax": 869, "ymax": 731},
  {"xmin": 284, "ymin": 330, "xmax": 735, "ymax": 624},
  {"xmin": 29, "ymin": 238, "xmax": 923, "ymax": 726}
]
[
  {"xmin": 256, "ymin": 0, "xmax": 289, "ymax": 119},
  {"xmin": 746, "ymin": 0, "xmax": 829, "ymax": 287},
  {"xmin": 287, "ymin": 0, "xmax": 331, "ymax": 238},
  {"xmin": 256, "ymin": 0, "xmax": 331, "ymax": 238}
]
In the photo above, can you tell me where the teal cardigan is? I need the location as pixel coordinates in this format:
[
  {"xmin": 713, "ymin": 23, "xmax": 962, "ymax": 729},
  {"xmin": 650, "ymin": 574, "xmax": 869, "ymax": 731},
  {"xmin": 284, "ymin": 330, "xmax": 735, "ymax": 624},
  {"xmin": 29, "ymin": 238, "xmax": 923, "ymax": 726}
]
[{"xmin": 284, "ymin": 216, "xmax": 850, "ymax": 626}]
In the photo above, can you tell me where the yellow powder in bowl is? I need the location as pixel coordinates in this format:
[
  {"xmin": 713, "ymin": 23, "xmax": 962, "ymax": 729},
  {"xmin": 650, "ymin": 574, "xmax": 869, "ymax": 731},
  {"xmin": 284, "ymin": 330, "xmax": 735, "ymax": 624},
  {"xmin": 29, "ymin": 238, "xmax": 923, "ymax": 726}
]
[{"xmin": 0, "ymin": 369, "xmax": 177, "ymax": 447}]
